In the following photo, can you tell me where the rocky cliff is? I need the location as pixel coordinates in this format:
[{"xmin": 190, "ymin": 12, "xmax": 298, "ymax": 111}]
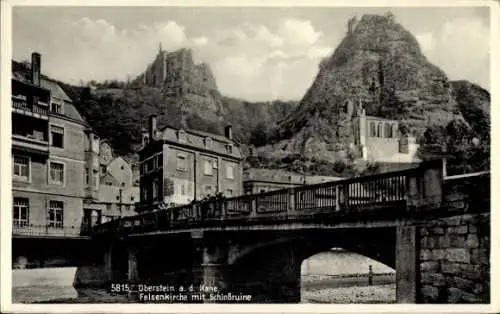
[
  {"xmin": 450, "ymin": 80, "xmax": 490, "ymax": 139},
  {"xmin": 138, "ymin": 48, "xmax": 224, "ymax": 124},
  {"xmin": 52, "ymin": 13, "xmax": 489, "ymax": 171},
  {"xmin": 260, "ymin": 13, "xmax": 460, "ymax": 161}
]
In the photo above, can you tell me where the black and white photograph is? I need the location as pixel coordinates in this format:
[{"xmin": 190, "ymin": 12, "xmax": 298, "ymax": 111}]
[{"xmin": 0, "ymin": 0, "xmax": 496, "ymax": 311}]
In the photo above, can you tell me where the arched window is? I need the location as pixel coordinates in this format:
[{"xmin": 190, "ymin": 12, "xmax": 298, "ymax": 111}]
[
  {"xmin": 392, "ymin": 124, "xmax": 398, "ymax": 138},
  {"xmin": 385, "ymin": 123, "xmax": 393, "ymax": 138},
  {"xmin": 377, "ymin": 123, "xmax": 383, "ymax": 138},
  {"xmin": 370, "ymin": 122, "xmax": 376, "ymax": 137},
  {"xmin": 177, "ymin": 130, "xmax": 186, "ymax": 143},
  {"xmin": 204, "ymin": 137, "xmax": 212, "ymax": 149}
]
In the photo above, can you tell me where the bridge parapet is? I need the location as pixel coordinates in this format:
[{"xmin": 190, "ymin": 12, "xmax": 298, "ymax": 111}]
[
  {"xmin": 92, "ymin": 161, "xmax": 456, "ymax": 237},
  {"xmin": 442, "ymin": 171, "xmax": 490, "ymax": 214}
]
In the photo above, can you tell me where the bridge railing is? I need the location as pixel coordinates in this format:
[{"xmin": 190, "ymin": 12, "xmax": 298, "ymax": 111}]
[
  {"xmin": 12, "ymin": 224, "xmax": 85, "ymax": 237},
  {"xmin": 92, "ymin": 167, "xmax": 421, "ymax": 235}
]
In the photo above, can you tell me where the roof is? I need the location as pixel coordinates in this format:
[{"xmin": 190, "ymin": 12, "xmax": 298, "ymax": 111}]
[
  {"xmin": 11, "ymin": 61, "xmax": 71, "ymax": 101},
  {"xmin": 158, "ymin": 125, "xmax": 242, "ymax": 159},
  {"xmin": 12, "ymin": 59, "xmax": 86, "ymax": 123},
  {"xmin": 160, "ymin": 124, "xmax": 233, "ymax": 144}
]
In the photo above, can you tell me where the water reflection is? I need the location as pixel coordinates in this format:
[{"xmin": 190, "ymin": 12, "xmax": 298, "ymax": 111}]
[{"xmin": 12, "ymin": 250, "xmax": 396, "ymax": 303}]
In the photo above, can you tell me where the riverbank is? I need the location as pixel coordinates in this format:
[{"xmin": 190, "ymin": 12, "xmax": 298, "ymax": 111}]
[
  {"xmin": 302, "ymin": 284, "xmax": 396, "ymax": 303},
  {"xmin": 33, "ymin": 283, "xmax": 396, "ymax": 304}
]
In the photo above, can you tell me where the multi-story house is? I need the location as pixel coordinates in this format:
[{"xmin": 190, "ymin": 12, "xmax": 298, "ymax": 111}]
[
  {"xmin": 137, "ymin": 115, "xmax": 243, "ymax": 212},
  {"xmin": 96, "ymin": 140, "xmax": 140, "ymax": 222},
  {"xmin": 11, "ymin": 52, "xmax": 98, "ymax": 237}
]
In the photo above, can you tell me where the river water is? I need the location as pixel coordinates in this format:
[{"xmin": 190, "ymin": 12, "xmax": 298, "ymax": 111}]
[{"xmin": 12, "ymin": 250, "xmax": 395, "ymax": 304}]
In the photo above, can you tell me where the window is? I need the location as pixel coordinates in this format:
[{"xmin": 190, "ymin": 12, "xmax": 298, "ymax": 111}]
[
  {"xmin": 49, "ymin": 162, "xmax": 64, "ymax": 185},
  {"xmin": 85, "ymin": 168, "xmax": 90, "ymax": 185},
  {"xmin": 226, "ymin": 164, "xmax": 235, "ymax": 179},
  {"xmin": 369, "ymin": 122, "xmax": 376, "ymax": 137},
  {"xmin": 106, "ymin": 204, "xmax": 112, "ymax": 211},
  {"xmin": 48, "ymin": 201, "xmax": 64, "ymax": 228},
  {"xmin": 13, "ymin": 198, "xmax": 29, "ymax": 227},
  {"xmin": 121, "ymin": 182, "xmax": 125, "ymax": 187},
  {"xmin": 225, "ymin": 144, "xmax": 233, "ymax": 154},
  {"xmin": 50, "ymin": 125, "xmax": 64, "ymax": 148},
  {"xmin": 377, "ymin": 123, "xmax": 383, "ymax": 138},
  {"xmin": 205, "ymin": 137, "xmax": 212, "ymax": 149},
  {"xmin": 142, "ymin": 187, "xmax": 148, "ymax": 202},
  {"xmin": 392, "ymin": 124, "xmax": 399, "ymax": 138},
  {"xmin": 50, "ymin": 102, "xmax": 63, "ymax": 114},
  {"xmin": 260, "ymin": 189, "xmax": 267, "ymax": 193},
  {"xmin": 131, "ymin": 196, "xmax": 135, "ymax": 201},
  {"xmin": 385, "ymin": 123, "xmax": 393, "ymax": 138},
  {"xmin": 180, "ymin": 184, "xmax": 186, "ymax": 195},
  {"xmin": 203, "ymin": 159, "xmax": 213, "ymax": 175},
  {"xmin": 226, "ymin": 189, "xmax": 233, "ymax": 197},
  {"xmin": 101, "ymin": 165, "xmax": 107, "ymax": 174},
  {"xmin": 13, "ymin": 156, "xmax": 29, "ymax": 181},
  {"xmin": 177, "ymin": 155, "xmax": 186, "ymax": 171},
  {"xmin": 157, "ymin": 154, "xmax": 163, "ymax": 168},
  {"xmin": 178, "ymin": 130, "xmax": 187, "ymax": 143},
  {"xmin": 152, "ymin": 178, "xmax": 159, "ymax": 200},
  {"xmin": 116, "ymin": 195, "xmax": 120, "ymax": 201}
]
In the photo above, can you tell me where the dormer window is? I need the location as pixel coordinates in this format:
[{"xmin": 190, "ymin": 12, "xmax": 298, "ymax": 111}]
[
  {"xmin": 225, "ymin": 144, "xmax": 233, "ymax": 154},
  {"xmin": 177, "ymin": 130, "xmax": 187, "ymax": 143},
  {"xmin": 50, "ymin": 101, "xmax": 63, "ymax": 114},
  {"xmin": 204, "ymin": 137, "xmax": 212, "ymax": 149}
]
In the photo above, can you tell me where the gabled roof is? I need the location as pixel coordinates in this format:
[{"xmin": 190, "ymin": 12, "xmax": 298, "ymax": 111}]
[
  {"xmin": 159, "ymin": 124, "xmax": 233, "ymax": 144},
  {"xmin": 12, "ymin": 59, "xmax": 87, "ymax": 124}
]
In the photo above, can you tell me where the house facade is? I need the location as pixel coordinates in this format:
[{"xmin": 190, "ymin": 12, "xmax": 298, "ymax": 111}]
[
  {"xmin": 138, "ymin": 116, "xmax": 243, "ymax": 212},
  {"xmin": 243, "ymin": 168, "xmax": 344, "ymax": 195},
  {"xmin": 96, "ymin": 142, "xmax": 140, "ymax": 222},
  {"xmin": 11, "ymin": 52, "xmax": 140, "ymax": 237},
  {"xmin": 12, "ymin": 52, "xmax": 93, "ymax": 237}
]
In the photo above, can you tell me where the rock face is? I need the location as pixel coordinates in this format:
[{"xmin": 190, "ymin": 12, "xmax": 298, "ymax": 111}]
[
  {"xmin": 142, "ymin": 47, "xmax": 218, "ymax": 96},
  {"xmin": 262, "ymin": 13, "xmax": 459, "ymax": 161},
  {"xmin": 140, "ymin": 48, "xmax": 224, "ymax": 123},
  {"xmin": 450, "ymin": 80, "xmax": 490, "ymax": 139}
]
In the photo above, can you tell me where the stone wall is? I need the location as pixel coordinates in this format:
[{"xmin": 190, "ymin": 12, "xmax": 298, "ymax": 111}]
[{"xmin": 419, "ymin": 213, "xmax": 490, "ymax": 303}]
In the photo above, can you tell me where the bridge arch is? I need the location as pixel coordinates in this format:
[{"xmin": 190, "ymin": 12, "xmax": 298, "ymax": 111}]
[{"xmin": 223, "ymin": 227, "xmax": 396, "ymax": 303}]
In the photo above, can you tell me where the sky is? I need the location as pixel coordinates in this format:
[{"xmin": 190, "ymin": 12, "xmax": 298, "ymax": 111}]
[{"xmin": 12, "ymin": 6, "xmax": 491, "ymax": 102}]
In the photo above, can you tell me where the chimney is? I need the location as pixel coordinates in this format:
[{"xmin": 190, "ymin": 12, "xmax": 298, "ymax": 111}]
[
  {"xmin": 149, "ymin": 115, "xmax": 157, "ymax": 142},
  {"xmin": 31, "ymin": 52, "xmax": 41, "ymax": 86},
  {"xmin": 224, "ymin": 125, "xmax": 233, "ymax": 140}
]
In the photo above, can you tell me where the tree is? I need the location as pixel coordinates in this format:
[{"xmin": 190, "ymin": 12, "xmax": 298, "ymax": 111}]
[
  {"xmin": 249, "ymin": 121, "xmax": 270, "ymax": 147},
  {"xmin": 419, "ymin": 119, "xmax": 489, "ymax": 175}
]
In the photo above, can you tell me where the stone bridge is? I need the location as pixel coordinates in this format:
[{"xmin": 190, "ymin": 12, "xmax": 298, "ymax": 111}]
[{"xmin": 75, "ymin": 161, "xmax": 490, "ymax": 303}]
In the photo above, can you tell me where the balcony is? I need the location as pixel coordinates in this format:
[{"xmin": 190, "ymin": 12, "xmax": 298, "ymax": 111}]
[
  {"xmin": 12, "ymin": 134, "xmax": 49, "ymax": 156},
  {"xmin": 12, "ymin": 223, "xmax": 89, "ymax": 238},
  {"xmin": 12, "ymin": 95, "xmax": 49, "ymax": 119}
]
